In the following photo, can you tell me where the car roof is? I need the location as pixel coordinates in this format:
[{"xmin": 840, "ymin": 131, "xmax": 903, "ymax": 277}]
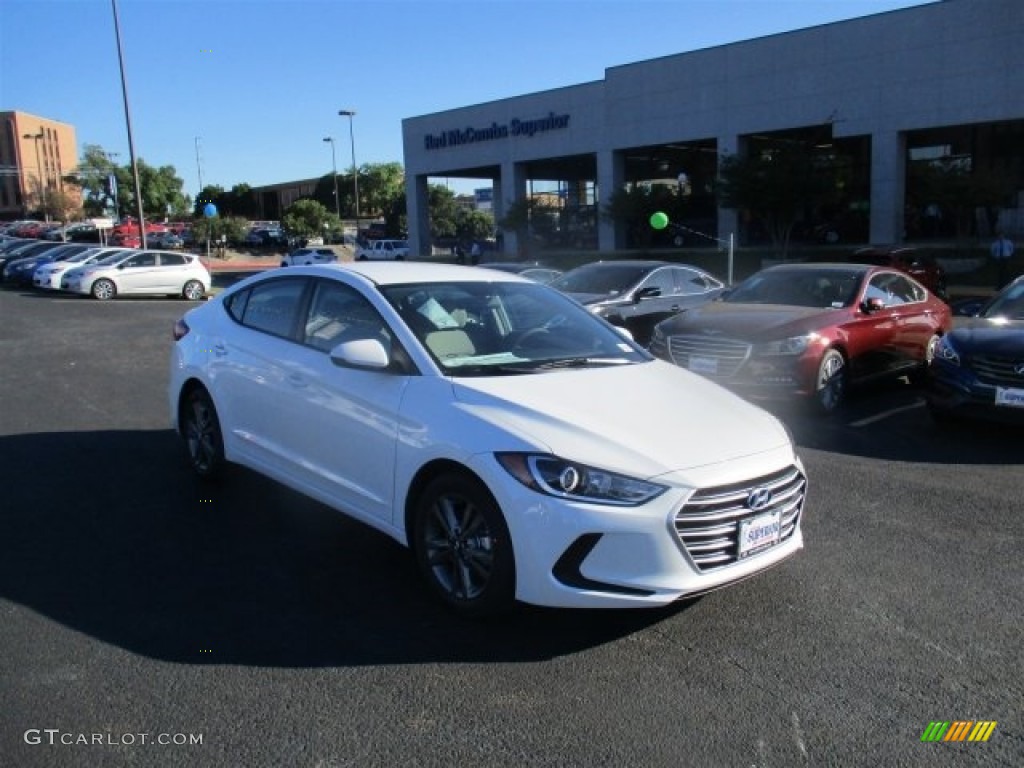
[
  {"xmin": 570, "ymin": 260, "xmax": 673, "ymax": 270},
  {"xmin": 282, "ymin": 261, "xmax": 527, "ymax": 286},
  {"xmin": 760, "ymin": 262, "xmax": 874, "ymax": 275}
]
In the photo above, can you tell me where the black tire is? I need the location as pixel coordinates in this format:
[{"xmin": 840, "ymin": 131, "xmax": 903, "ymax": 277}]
[
  {"xmin": 181, "ymin": 387, "xmax": 225, "ymax": 479},
  {"xmin": 413, "ymin": 472, "xmax": 515, "ymax": 616},
  {"xmin": 182, "ymin": 280, "xmax": 205, "ymax": 301},
  {"xmin": 91, "ymin": 278, "xmax": 116, "ymax": 301},
  {"xmin": 812, "ymin": 348, "xmax": 847, "ymax": 415}
]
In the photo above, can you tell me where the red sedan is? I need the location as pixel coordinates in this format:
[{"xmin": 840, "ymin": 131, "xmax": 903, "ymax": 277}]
[{"xmin": 649, "ymin": 263, "xmax": 952, "ymax": 414}]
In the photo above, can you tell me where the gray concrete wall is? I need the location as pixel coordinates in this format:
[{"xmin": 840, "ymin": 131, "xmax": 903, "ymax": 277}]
[{"xmin": 402, "ymin": 0, "xmax": 1024, "ymax": 253}]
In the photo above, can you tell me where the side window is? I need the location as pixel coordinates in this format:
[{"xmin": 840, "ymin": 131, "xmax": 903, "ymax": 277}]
[
  {"xmin": 865, "ymin": 275, "xmax": 890, "ymax": 305},
  {"xmin": 125, "ymin": 252, "xmax": 156, "ymax": 268},
  {"xmin": 224, "ymin": 288, "xmax": 250, "ymax": 322},
  {"xmin": 674, "ymin": 267, "xmax": 712, "ymax": 295},
  {"xmin": 158, "ymin": 253, "xmax": 185, "ymax": 266},
  {"xmin": 891, "ymin": 274, "xmax": 924, "ymax": 303},
  {"xmin": 303, "ymin": 280, "xmax": 389, "ymax": 352},
  {"xmin": 240, "ymin": 278, "xmax": 307, "ymax": 339},
  {"xmin": 640, "ymin": 268, "xmax": 675, "ymax": 297}
]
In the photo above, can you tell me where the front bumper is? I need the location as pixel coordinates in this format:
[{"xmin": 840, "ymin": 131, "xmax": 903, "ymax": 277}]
[
  {"xmin": 927, "ymin": 361, "xmax": 1024, "ymax": 425},
  {"xmin": 469, "ymin": 450, "xmax": 806, "ymax": 609}
]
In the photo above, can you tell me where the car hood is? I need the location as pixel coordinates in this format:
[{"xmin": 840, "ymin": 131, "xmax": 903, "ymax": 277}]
[
  {"xmin": 949, "ymin": 317, "xmax": 1024, "ymax": 355},
  {"xmin": 658, "ymin": 302, "xmax": 841, "ymax": 340},
  {"xmin": 450, "ymin": 361, "xmax": 792, "ymax": 480}
]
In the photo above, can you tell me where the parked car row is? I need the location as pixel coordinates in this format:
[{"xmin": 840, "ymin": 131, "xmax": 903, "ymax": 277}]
[{"xmin": 0, "ymin": 236, "xmax": 210, "ymax": 300}]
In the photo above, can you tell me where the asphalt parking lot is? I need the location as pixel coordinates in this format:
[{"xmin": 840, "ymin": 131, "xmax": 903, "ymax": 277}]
[{"xmin": 1, "ymin": 284, "xmax": 1021, "ymax": 767}]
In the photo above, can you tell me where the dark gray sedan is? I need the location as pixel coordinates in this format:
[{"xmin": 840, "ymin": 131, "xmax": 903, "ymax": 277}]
[{"xmin": 548, "ymin": 260, "xmax": 725, "ymax": 345}]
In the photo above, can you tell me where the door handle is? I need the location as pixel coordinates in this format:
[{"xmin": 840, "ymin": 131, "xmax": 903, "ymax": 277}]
[{"xmin": 212, "ymin": 342, "xmax": 227, "ymax": 357}]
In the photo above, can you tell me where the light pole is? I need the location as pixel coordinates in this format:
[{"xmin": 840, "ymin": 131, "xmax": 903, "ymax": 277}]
[
  {"xmin": 338, "ymin": 109, "xmax": 359, "ymax": 231},
  {"xmin": 23, "ymin": 131, "xmax": 47, "ymax": 220},
  {"xmin": 322, "ymin": 137, "xmax": 341, "ymax": 219}
]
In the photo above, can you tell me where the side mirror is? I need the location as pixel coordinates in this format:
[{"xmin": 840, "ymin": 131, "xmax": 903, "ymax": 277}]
[
  {"xmin": 634, "ymin": 286, "xmax": 661, "ymax": 302},
  {"xmin": 861, "ymin": 297, "xmax": 885, "ymax": 313},
  {"xmin": 330, "ymin": 337, "xmax": 391, "ymax": 370}
]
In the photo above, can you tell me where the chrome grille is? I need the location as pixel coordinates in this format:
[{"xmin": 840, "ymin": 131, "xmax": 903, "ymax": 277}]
[
  {"xmin": 666, "ymin": 335, "xmax": 751, "ymax": 379},
  {"xmin": 971, "ymin": 355, "xmax": 1024, "ymax": 387},
  {"xmin": 675, "ymin": 465, "xmax": 805, "ymax": 572}
]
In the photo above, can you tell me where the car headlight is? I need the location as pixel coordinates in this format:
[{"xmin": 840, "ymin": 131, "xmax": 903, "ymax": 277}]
[
  {"xmin": 934, "ymin": 335, "xmax": 960, "ymax": 366},
  {"xmin": 756, "ymin": 334, "xmax": 818, "ymax": 356},
  {"xmin": 496, "ymin": 453, "xmax": 667, "ymax": 506}
]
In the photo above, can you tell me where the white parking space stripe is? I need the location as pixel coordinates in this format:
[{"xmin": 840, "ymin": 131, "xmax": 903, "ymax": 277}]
[{"xmin": 848, "ymin": 399, "xmax": 925, "ymax": 427}]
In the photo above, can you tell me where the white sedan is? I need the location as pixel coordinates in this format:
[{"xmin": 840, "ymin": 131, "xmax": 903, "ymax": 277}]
[
  {"xmin": 169, "ymin": 263, "xmax": 805, "ymax": 615},
  {"xmin": 61, "ymin": 249, "xmax": 211, "ymax": 300},
  {"xmin": 280, "ymin": 247, "xmax": 337, "ymax": 267}
]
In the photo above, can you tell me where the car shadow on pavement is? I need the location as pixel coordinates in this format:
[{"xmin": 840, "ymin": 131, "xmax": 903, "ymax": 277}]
[
  {"xmin": 759, "ymin": 380, "xmax": 1024, "ymax": 465},
  {"xmin": 0, "ymin": 429, "xmax": 689, "ymax": 668}
]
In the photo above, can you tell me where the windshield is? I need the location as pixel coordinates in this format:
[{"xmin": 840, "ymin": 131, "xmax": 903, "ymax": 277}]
[
  {"xmin": 549, "ymin": 264, "xmax": 653, "ymax": 295},
  {"xmin": 380, "ymin": 280, "xmax": 649, "ymax": 375},
  {"xmin": 725, "ymin": 268, "xmax": 863, "ymax": 308},
  {"xmin": 982, "ymin": 281, "xmax": 1024, "ymax": 321},
  {"xmin": 94, "ymin": 250, "xmax": 133, "ymax": 266}
]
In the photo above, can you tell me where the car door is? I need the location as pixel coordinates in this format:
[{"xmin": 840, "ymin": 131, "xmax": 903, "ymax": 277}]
[
  {"xmin": 286, "ymin": 278, "xmax": 408, "ymax": 525},
  {"xmin": 211, "ymin": 277, "xmax": 312, "ymax": 474},
  {"xmin": 619, "ymin": 266, "xmax": 680, "ymax": 344},
  {"xmin": 156, "ymin": 252, "xmax": 188, "ymax": 291},
  {"xmin": 115, "ymin": 251, "xmax": 161, "ymax": 294},
  {"xmin": 847, "ymin": 271, "xmax": 904, "ymax": 379},
  {"xmin": 885, "ymin": 274, "xmax": 937, "ymax": 369}
]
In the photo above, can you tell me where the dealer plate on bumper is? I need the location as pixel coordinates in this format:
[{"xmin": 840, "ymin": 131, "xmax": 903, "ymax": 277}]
[
  {"xmin": 995, "ymin": 387, "xmax": 1024, "ymax": 409},
  {"xmin": 738, "ymin": 510, "xmax": 781, "ymax": 559},
  {"xmin": 688, "ymin": 355, "xmax": 719, "ymax": 375}
]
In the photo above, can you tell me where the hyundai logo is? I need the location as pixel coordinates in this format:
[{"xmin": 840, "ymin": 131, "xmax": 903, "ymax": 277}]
[
  {"xmin": 1015, "ymin": 362, "xmax": 1024, "ymax": 376},
  {"xmin": 746, "ymin": 487, "xmax": 773, "ymax": 511}
]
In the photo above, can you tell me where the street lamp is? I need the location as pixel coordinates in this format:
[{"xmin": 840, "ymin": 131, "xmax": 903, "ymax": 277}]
[
  {"xmin": 22, "ymin": 131, "xmax": 47, "ymax": 220},
  {"xmin": 322, "ymin": 137, "xmax": 341, "ymax": 219},
  {"xmin": 338, "ymin": 110, "xmax": 359, "ymax": 229}
]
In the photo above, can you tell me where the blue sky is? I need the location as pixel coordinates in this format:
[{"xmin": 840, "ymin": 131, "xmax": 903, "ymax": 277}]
[{"xmin": 1, "ymin": 0, "xmax": 935, "ymax": 196}]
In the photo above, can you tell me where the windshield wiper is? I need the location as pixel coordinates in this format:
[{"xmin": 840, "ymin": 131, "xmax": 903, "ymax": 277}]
[{"xmin": 533, "ymin": 357, "xmax": 633, "ymax": 370}]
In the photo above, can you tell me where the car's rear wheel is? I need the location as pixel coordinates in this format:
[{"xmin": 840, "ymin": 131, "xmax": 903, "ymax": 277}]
[
  {"xmin": 181, "ymin": 387, "xmax": 225, "ymax": 479},
  {"xmin": 413, "ymin": 472, "xmax": 515, "ymax": 616},
  {"xmin": 182, "ymin": 280, "xmax": 205, "ymax": 301},
  {"xmin": 91, "ymin": 278, "xmax": 116, "ymax": 301},
  {"xmin": 909, "ymin": 334, "xmax": 940, "ymax": 386},
  {"xmin": 813, "ymin": 348, "xmax": 847, "ymax": 415}
]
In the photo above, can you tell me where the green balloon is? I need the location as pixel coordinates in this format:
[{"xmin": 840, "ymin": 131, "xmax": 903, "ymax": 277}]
[{"xmin": 650, "ymin": 211, "xmax": 669, "ymax": 230}]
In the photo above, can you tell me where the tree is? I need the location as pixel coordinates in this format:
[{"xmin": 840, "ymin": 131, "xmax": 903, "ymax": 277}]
[
  {"xmin": 717, "ymin": 141, "xmax": 838, "ymax": 258},
  {"xmin": 281, "ymin": 198, "xmax": 338, "ymax": 238},
  {"xmin": 457, "ymin": 209, "xmax": 495, "ymax": 243},
  {"xmin": 602, "ymin": 183, "xmax": 680, "ymax": 248},
  {"xmin": 427, "ymin": 184, "xmax": 460, "ymax": 240},
  {"xmin": 43, "ymin": 189, "xmax": 82, "ymax": 226},
  {"xmin": 66, "ymin": 144, "xmax": 119, "ymax": 217},
  {"xmin": 191, "ymin": 215, "xmax": 250, "ymax": 247},
  {"xmin": 356, "ymin": 162, "xmax": 405, "ymax": 218}
]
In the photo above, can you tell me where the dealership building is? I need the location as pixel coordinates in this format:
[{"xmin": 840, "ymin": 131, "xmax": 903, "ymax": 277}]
[{"xmin": 402, "ymin": 0, "xmax": 1023, "ymax": 258}]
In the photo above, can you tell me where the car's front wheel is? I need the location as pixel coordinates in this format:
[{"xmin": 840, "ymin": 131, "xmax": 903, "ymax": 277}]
[
  {"xmin": 813, "ymin": 348, "xmax": 847, "ymax": 415},
  {"xmin": 181, "ymin": 387, "xmax": 225, "ymax": 479},
  {"xmin": 91, "ymin": 278, "xmax": 116, "ymax": 301},
  {"xmin": 413, "ymin": 472, "xmax": 515, "ymax": 616}
]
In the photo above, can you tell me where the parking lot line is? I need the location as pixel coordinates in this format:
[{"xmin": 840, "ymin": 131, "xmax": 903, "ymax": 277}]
[{"xmin": 848, "ymin": 399, "xmax": 925, "ymax": 427}]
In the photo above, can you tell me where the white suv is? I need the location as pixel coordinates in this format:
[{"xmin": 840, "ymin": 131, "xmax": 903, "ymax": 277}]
[{"xmin": 281, "ymin": 247, "xmax": 337, "ymax": 267}]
